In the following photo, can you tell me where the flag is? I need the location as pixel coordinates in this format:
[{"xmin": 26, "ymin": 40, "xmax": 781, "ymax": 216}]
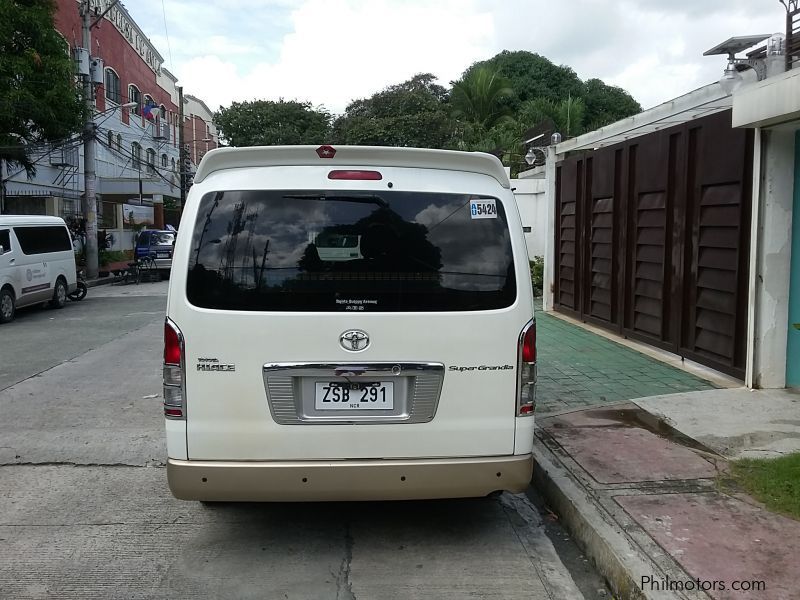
[{"xmin": 143, "ymin": 103, "xmax": 159, "ymax": 121}]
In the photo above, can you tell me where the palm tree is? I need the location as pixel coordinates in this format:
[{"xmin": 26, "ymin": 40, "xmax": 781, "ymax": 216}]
[
  {"xmin": 518, "ymin": 95, "xmax": 587, "ymax": 139},
  {"xmin": 450, "ymin": 67, "xmax": 515, "ymax": 130}
]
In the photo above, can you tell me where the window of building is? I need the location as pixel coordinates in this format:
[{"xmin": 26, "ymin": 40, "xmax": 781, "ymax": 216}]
[
  {"xmin": 132, "ymin": 142, "xmax": 142, "ymax": 170},
  {"xmin": 171, "ymin": 158, "xmax": 176, "ymax": 172},
  {"xmin": 161, "ymin": 153, "xmax": 168, "ymax": 168},
  {"xmin": 100, "ymin": 201, "xmax": 119, "ymax": 229},
  {"xmin": 105, "ymin": 69, "xmax": 121, "ymax": 104},
  {"xmin": 107, "ymin": 130, "xmax": 114, "ymax": 149},
  {"xmin": 128, "ymin": 85, "xmax": 141, "ymax": 115},
  {"xmin": 146, "ymin": 148, "xmax": 156, "ymax": 174},
  {"xmin": 116, "ymin": 134, "xmax": 122, "ymax": 151},
  {"xmin": 160, "ymin": 104, "xmax": 167, "ymax": 119}
]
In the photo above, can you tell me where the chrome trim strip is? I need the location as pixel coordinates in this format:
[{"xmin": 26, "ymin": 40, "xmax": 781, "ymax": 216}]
[{"xmin": 263, "ymin": 362, "xmax": 444, "ymax": 425}]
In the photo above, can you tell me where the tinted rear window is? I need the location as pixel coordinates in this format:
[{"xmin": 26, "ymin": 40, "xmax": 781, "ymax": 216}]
[
  {"xmin": 186, "ymin": 190, "xmax": 516, "ymax": 312},
  {"xmin": 150, "ymin": 232, "xmax": 175, "ymax": 246},
  {"xmin": 13, "ymin": 226, "xmax": 72, "ymax": 255}
]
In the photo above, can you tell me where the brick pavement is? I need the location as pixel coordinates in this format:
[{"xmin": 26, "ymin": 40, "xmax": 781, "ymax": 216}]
[{"xmin": 536, "ymin": 310, "xmax": 716, "ymax": 414}]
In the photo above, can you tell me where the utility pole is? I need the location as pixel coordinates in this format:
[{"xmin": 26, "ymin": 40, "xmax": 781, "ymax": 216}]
[
  {"xmin": 81, "ymin": 0, "xmax": 99, "ymax": 279},
  {"xmin": 0, "ymin": 159, "xmax": 6, "ymax": 214},
  {"xmin": 178, "ymin": 86, "xmax": 186, "ymax": 209}
]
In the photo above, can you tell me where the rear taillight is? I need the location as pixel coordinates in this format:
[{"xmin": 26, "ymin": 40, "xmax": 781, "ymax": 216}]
[
  {"xmin": 163, "ymin": 319, "xmax": 185, "ymax": 419},
  {"xmin": 517, "ymin": 320, "xmax": 537, "ymax": 416}
]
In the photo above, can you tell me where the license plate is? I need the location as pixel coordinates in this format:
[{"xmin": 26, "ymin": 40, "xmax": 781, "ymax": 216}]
[
  {"xmin": 315, "ymin": 381, "xmax": 394, "ymax": 410},
  {"xmin": 157, "ymin": 252, "xmax": 169, "ymax": 258}
]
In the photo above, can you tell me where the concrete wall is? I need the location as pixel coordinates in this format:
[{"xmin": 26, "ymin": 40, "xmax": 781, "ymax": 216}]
[
  {"xmin": 511, "ymin": 178, "xmax": 547, "ymax": 259},
  {"xmin": 786, "ymin": 131, "xmax": 800, "ymax": 387},
  {"xmin": 733, "ymin": 68, "xmax": 800, "ymax": 129},
  {"xmin": 747, "ymin": 128, "xmax": 797, "ymax": 388}
]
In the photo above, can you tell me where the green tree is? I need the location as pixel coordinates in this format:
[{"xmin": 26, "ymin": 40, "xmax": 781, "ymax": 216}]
[
  {"xmin": 449, "ymin": 66, "xmax": 515, "ymax": 130},
  {"xmin": 518, "ymin": 95, "xmax": 587, "ymax": 138},
  {"xmin": 459, "ymin": 51, "xmax": 585, "ymax": 112},
  {"xmin": 458, "ymin": 51, "xmax": 640, "ymax": 131},
  {"xmin": 332, "ymin": 74, "xmax": 454, "ymax": 148},
  {"xmin": 213, "ymin": 100, "xmax": 331, "ymax": 147},
  {"xmin": 0, "ymin": 0, "xmax": 85, "ymax": 175},
  {"xmin": 582, "ymin": 78, "xmax": 641, "ymax": 130}
]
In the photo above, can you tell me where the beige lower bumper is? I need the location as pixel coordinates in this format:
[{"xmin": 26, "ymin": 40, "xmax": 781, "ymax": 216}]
[{"xmin": 167, "ymin": 454, "xmax": 533, "ymax": 502}]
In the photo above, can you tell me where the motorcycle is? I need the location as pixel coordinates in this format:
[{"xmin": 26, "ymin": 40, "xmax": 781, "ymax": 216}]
[{"xmin": 68, "ymin": 269, "xmax": 88, "ymax": 301}]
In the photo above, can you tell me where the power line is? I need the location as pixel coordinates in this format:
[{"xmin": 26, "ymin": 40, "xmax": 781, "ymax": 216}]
[
  {"xmin": 94, "ymin": 132, "xmax": 179, "ymax": 190},
  {"xmin": 1, "ymin": 135, "xmax": 85, "ymax": 183},
  {"xmin": 161, "ymin": 0, "xmax": 174, "ymax": 72}
]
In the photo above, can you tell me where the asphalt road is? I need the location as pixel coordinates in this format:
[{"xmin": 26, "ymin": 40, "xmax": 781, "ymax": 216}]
[{"xmin": 0, "ymin": 280, "xmax": 607, "ymax": 599}]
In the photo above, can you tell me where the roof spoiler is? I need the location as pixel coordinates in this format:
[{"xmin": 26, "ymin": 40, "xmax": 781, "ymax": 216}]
[{"xmin": 192, "ymin": 145, "xmax": 511, "ymax": 189}]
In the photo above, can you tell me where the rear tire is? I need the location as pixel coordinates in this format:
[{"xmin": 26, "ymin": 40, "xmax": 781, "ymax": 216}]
[
  {"xmin": 68, "ymin": 281, "xmax": 87, "ymax": 301},
  {"xmin": 50, "ymin": 278, "xmax": 68, "ymax": 309},
  {"xmin": 0, "ymin": 288, "xmax": 15, "ymax": 323}
]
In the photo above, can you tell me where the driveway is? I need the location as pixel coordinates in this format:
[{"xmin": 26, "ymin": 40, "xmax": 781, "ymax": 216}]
[{"xmin": 536, "ymin": 309, "xmax": 717, "ymax": 414}]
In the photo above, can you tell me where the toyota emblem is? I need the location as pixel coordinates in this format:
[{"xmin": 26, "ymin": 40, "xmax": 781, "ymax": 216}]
[{"xmin": 340, "ymin": 330, "xmax": 369, "ymax": 352}]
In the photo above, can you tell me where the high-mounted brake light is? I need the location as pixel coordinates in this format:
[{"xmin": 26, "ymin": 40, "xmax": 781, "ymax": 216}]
[
  {"xmin": 163, "ymin": 319, "xmax": 185, "ymax": 419},
  {"xmin": 328, "ymin": 170, "xmax": 382, "ymax": 181},
  {"xmin": 517, "ymin": 320, "xmax": 537, "ymax": 417}
]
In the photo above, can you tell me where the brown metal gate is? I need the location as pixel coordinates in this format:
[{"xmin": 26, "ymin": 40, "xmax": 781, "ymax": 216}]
[{"xmin": 554, "ymin": 110, "xmax": 753, "ymax": 379}]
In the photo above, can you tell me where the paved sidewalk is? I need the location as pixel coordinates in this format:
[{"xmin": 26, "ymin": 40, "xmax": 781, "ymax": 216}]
[
  {"xmin": 533, "ymin": 389, "xmax": 800, "ymax": 600},
  {"xmin": 537, "ymin": 311, "xmax": 716, "ymax": 414}
]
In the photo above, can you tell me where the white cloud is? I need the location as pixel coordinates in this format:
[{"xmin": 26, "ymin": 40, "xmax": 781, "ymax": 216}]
[
  {"xmin": 159, "ymin": 0, "xmax": 494, "ymax": 114},
  {"xmin": 478, "ymin": 0, "xmax": 782, "ymax": 109},
  {"xmin": 125, "ymin": 0, "xmax": 786, "ymax": 115}
]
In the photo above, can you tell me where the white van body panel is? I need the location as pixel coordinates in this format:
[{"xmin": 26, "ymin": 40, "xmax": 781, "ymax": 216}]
[
  {"xmin": 0, "ymin": 216, "xmax": 77, "ymax": 310},
  {"xmin": 165, "ymin": 147, "xmax": 535, "ymax": 500}
]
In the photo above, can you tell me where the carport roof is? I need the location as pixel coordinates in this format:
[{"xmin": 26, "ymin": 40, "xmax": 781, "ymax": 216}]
[{"xmin": 555, "ymin": 83, "xmax": 732, "ymax": 155}]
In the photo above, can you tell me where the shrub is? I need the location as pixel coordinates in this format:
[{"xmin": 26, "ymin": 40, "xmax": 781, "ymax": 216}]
[{"xmin": 530, "ymin": 257, "xmax": 544, "ymax": 297}]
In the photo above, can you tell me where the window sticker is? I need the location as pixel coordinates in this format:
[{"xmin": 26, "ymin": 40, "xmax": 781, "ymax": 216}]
[{"xmin": 470, "ymin": 199, "xmax": 497, "ymax": 219}]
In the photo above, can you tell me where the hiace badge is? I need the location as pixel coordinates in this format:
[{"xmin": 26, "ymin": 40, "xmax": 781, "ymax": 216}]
[{"xmin": 469, "ymin": 198, "xmax": 497, "ymax": 219}]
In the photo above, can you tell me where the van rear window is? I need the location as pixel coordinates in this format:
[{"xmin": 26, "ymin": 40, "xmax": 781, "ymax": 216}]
[
  {"xmin": 13, "ymin": 226, "xmax": 72, "ymax": 255},
  {"xmin": 186, "ymin": 190, "xmax": 516, "ymax": 312}
]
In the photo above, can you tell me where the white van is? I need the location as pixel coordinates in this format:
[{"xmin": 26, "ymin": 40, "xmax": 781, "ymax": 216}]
[
  {"xmin": 0, "ymin": 216, "xmax": 77, "ymax": 324},
  {"xmin": 164, "ymin": 146, "xmax": 536, "ymax": 502}
]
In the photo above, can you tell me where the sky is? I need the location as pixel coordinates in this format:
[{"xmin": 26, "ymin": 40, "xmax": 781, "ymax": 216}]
[{"xmin": 124, "ymin": 0, "xmax": 785, "ymax": 115}]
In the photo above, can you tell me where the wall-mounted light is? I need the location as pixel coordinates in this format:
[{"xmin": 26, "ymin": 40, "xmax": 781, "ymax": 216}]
[
  {"xmin": 704, "ymin": 34, "xmax": 773, "ymax": 96},
  {"xmin": 718, "ymin": 58, "xmax": 744, "ymax": 95}
]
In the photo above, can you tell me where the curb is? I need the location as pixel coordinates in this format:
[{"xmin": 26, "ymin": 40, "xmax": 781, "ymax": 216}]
[
  {"xmin": 531, "ymin": 438, "xmax": 692, "ymax": 600},
  {"xmin": 86, "ymin": 276, "xmax": 115, "ymax": 288}
]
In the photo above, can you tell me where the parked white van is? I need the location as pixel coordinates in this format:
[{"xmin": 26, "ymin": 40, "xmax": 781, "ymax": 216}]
[
  {"xmin": 164, "ymin": 146, "xmax": 536, "ymax": 502},
  {"xmin": 0, "ymin": 216, "xmax": 77, "ymax": 324}
]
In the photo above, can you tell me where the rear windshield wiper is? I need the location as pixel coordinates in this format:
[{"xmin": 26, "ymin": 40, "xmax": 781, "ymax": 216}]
[{"xmin": 283, "ymin": 193, "xmax": 389, "ymax": 208}]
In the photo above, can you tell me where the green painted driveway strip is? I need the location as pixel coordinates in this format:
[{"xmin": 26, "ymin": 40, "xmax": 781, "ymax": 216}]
[{"xmin": 535, "ymin": 310, "xmax": 717, "ymax": 414}]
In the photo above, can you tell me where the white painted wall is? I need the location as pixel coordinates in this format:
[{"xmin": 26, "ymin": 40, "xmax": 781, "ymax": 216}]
[
  {"xmin": 733, "ymin": 68, "xmax": 800, "ymax": 129},
  {"xmin": 748, "ymin": 127, "xmax": 797, "ymax": 389},
  {"xmin": 511, "ymin": 177, "xmax": 547, "ymax": 259}
]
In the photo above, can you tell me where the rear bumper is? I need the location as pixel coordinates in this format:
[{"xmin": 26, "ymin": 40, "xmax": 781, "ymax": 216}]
[
  {"xmin": 152, "ymin": 258, "xmax": 172, "ymax": 271},
  {"xmin": 167, "ymin": 454, "xmax": 533, "ymax": 502}
]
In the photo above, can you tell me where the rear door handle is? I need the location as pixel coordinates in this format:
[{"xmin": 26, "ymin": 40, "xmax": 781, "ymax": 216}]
[{"xmin": 8, "ymin": 258, "xmax": 14, "ymax": 264}]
